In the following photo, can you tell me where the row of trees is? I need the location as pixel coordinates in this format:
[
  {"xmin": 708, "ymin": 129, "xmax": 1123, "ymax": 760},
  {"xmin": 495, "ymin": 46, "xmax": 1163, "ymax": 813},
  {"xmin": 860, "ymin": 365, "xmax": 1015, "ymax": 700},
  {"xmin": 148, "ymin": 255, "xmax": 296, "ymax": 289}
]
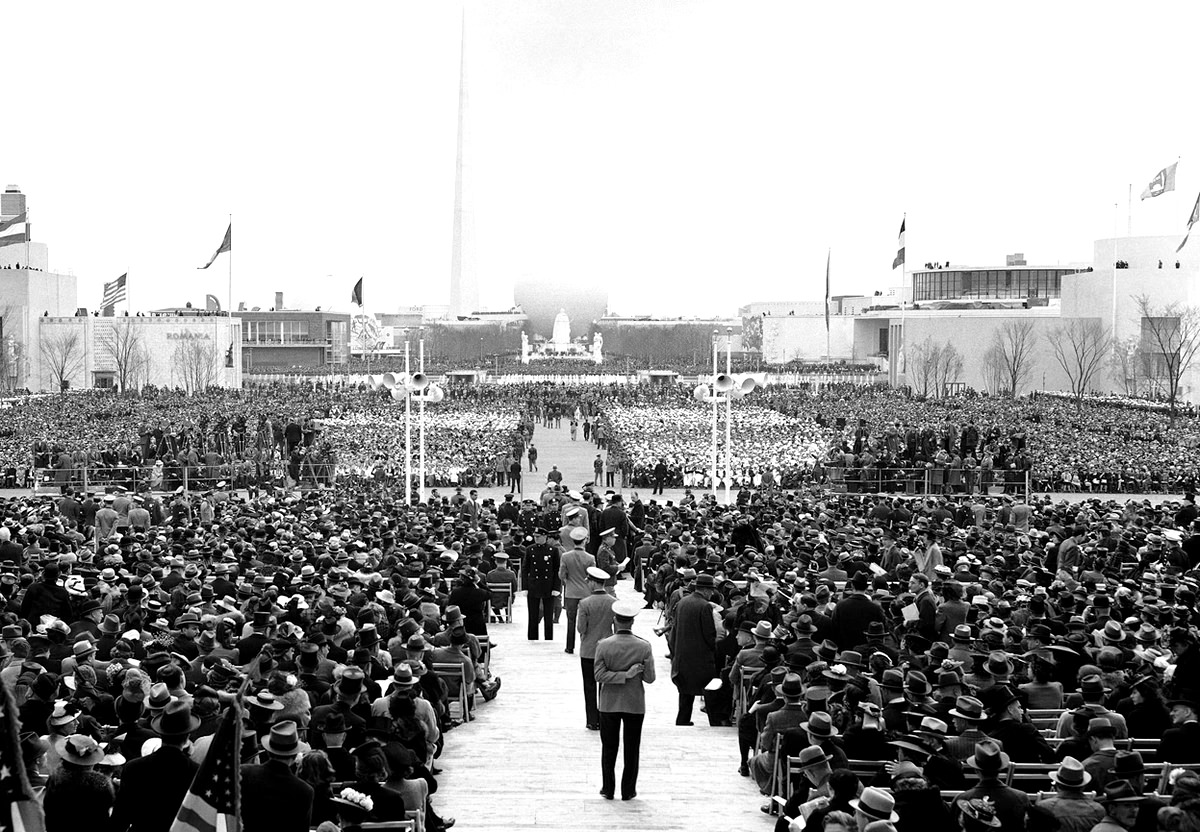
[
  {"xmin": 917, "ymin": 294, "xmax": 1200, "ymax": 425},
  {"xmin": 35, "ymin": 319, "xmax": 221, "ymax": 394}
]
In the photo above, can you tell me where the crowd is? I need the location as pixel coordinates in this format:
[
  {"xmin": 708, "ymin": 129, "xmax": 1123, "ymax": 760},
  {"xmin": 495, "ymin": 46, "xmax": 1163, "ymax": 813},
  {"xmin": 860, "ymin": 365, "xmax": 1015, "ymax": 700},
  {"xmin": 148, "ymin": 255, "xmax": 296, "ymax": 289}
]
[{"xmin": 633, "ymin": 485, "xmax": 1200, "ymax": 832}]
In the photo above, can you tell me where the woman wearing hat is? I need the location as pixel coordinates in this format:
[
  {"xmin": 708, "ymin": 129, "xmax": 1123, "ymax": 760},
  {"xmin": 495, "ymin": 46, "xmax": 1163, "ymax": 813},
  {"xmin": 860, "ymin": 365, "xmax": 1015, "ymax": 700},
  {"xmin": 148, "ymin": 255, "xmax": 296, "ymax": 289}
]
[{"xmin": 44, "ymin": 734, "xmax": 115, "ymax": 832}]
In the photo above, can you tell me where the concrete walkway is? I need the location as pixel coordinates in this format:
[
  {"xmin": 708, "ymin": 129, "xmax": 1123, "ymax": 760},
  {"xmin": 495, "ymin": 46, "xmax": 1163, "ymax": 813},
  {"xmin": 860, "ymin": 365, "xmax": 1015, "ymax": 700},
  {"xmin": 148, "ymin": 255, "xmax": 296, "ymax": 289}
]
[{"xmin": 435, "ymin": 577, "xmax": 766, "ymax": 831}]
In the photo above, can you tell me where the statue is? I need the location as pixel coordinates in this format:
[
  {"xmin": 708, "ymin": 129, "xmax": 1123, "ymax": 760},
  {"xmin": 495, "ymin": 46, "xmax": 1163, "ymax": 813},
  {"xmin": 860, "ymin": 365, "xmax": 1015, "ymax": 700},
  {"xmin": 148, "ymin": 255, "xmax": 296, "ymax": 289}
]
[
  {"xmin": 591, "ymin": 331, "xmax": 603, "ymax": 363},
  {"xmin": 521, "ymin": 330, "xmax": 531, "ymax": 364},
  {"xmin": 551, "ymin": 309, "xmax": 571, "ymax": 350}
]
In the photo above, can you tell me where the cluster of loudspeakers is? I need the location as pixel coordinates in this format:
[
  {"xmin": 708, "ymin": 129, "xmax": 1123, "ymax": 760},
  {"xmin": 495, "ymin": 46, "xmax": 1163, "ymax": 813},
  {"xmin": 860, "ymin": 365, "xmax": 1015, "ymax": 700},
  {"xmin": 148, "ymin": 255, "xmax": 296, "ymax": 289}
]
[
  {"xmin": 368, "ymin": 373, "xmax": 445, "ymax": 403},
  {"xmin": 693, "ymin": 373, "xmax": 765, "ymax": 401}
]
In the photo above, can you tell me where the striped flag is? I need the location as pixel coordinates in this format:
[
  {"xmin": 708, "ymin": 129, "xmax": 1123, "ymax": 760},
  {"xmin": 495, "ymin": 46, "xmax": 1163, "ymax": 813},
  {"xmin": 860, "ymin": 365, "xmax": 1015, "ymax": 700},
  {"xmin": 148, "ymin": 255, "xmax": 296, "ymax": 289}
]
[
  {"xmin": 1178, "ymin": 191, "xmax": 1200, "ymax": 253},
  {"xmin": 102, "ymin": 274, "xmax": 128, "ymax": 311},
  {"xmin": 892, "ymin": 217, "xmax": 905, "ymax": 270},
  {"xmin": 0, "ymin": 678, "xmax": 47, "ymax": 832},
  {"xmin": 824, "ymin": 248, "xmax": 831, "ymax": 333},
  {"xmin": 1141, "ymin": 161, "xmax": 1178, "ymax": 200},
  {"xmin": 198, "ymin": 224, "xmax": 231, "ymax": 270},
  {"xmin": 170, "ymin": 700, "xmax": 241, "ymax": 832},
  {"xmin": 0, "ymin": 212, "xmax": 28, "ymax": 249}
]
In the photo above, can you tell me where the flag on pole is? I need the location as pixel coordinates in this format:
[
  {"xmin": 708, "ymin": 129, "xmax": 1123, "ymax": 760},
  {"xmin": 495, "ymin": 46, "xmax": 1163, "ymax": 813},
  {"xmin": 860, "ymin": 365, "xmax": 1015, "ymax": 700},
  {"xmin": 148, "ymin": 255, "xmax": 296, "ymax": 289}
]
[
  {"xmin": 1178, "ymin": 191, "xmax": 1200, "ymax": 253},
  {"xmin": 351, "ymin": 277, "xmax": 363, "ymax": 307},
  {"xmin": 170, "ymin": 700, "xmax": 241, "ymax": 832},
  {"xmin": 1141, "ymin": 161, "xmax": 1179, "ymax": 200},
  {"xmin": 205, "ymin": 294, "xmax": 221, "ymax": 312},
  {"xmin": 0, "ymin": 678, "xmax": 47, "ymax": 832},
  {"xmin": 198, "ymin": 224, "xmax": 231, "ymax": 270},
  {"xmin": 0, "ymin": 212, "xmax": 29, "ymax": 249},
  {"xmin": 824, "ymin": 249, "xmax": 831, "ymax": 333},
  {"xmin": 892, "ymin": 218, "xmax": 905, "ymax": 270},
  {"xmin": 101, "ymin": 274, "xmax": 128, "ymax": 312}
]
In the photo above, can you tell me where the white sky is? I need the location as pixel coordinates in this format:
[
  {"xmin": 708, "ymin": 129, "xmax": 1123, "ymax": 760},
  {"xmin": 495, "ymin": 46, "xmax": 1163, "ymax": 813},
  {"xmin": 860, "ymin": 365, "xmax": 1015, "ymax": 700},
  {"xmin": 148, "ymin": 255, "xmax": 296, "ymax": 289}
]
[{"xmin": 6, "ymin": 1, "xmax": 1200, "ymax": 318}]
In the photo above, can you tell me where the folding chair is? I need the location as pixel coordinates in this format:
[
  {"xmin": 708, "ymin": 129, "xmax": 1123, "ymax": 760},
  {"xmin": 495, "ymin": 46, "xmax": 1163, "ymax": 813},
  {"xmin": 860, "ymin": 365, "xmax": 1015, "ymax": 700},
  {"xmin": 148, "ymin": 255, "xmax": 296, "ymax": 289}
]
[
  {"xmin": 487, "ymin": 581, "xmax": 513, "ymax": 623},
  {"xmin": 433, "ymin": 662, "xmax": 472, "ymax": 722},
  {"xmin": 1157, "ymin": 762, "xmax": 1200, "ymax": 795},
  {"xmin": 1130, "ymin": 737, "xmax": 1161, "ymax": 763}
]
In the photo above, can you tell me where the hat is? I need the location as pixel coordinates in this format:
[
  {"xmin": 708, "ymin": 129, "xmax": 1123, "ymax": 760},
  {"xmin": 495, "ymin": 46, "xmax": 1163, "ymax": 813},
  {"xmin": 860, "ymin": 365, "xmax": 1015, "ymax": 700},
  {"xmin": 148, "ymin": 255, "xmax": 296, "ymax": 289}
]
[
  {"xmin": 1087, "ymin": 716, "xmax": 1117, "ymax": 737},
  {"xmin": 249, "ymin": 691, "xmax": 284, "ymax": 712},
  {"xmin": 72, "ymin": 640, "xmax": 96, "ymax": 658},
  {"xmin": 321, "ymin": 713, "xmax": 348, "ymax": 735},
  {"xmin": 980, "ymin": 684, "xmax": 1020, "ymax": 716},
  {"xmin": 1079, "ymin": 674, "xmax": 1110, "ymax": 698},
  {"xmin": 966, "ymin": 739, "xmax": 1011, "ymax": 772},
  {"xmin": 752, "ymin": 621, "xmax": 774, "ymax": 639},
  {"xmin": 569, "ymin": 527, "xmax": 588, "ymax": 543},
  {"xmin": 952, "ymin": 624, "xmax": 974, "ymax": 643},
  {"xmin": 1049, "ymin": 756, "xmax": 1091, "ymax": 789},
  {"xmin": 888, "ymin": 734, "xmax": 932, "ymax": 757},
  {"xmin": 1113, "ymin": 750, "xmax": 1145, "ymax": 777},
  {"xmin": 261, "ymin": 721, "xmax": 304, "ymax": 758},
  {"xmin": 1102, "ymin": 620, "xmax": 1127, "ymax": 644},
  {"xmin": 775, "ymin": 673, "xmax": 804, "ymax": 699},
  {"xmin": 800, "ymin": 711, "xmax": 838, "ymax": 738},
  {"xmin": 960, "ymin": 798, "xmax": 1002, "ymax": 829},
  {"xmin": 890, "ymin": 760, "xmax": 924, "ymax": 782},
  {"xmin": 904, "ymin": 671, "xmax": 931, "ymax": 697},
  {"xmin": 152, "ymin": 700, "xmax": 202, "ymax": 737},
  {"xmin": 693, "ymin": 573, "xmax": 716, "ymax": 590},
  {"xmin": 55, "ymin": 734, "xmax": 105, "ymax": 766},
  {"xmin": 795, "ymin": 745, "xmax": 830, "ymax": 769},
  {"xmin": 950, "ymin": 695, "xmax": 987, "ymax": 723},
  {"xmin": 392, "ymin": 664, "xmax": 418, "ymax": 687},
  {"xmin": 1099, "ymin": 779, "xmax": 1144, "ymax": 804},
  {"xmin": 586, "ymin": 566, "xmax": 610, "ymax": 582},
  {"xmin": 48, "ymin": 703, "xmax": 78, "ymax": 727},
  {"xmin": 984, "ymin": 651, "xmax": 1013, "ymax": 677},
  {"xmin": 852, "ymin": 787, "xmax": 900, "ymax": 823},
  {"xmin": 334, "ymin": 667, "xmax": 366, "ymax": 699},
  {"xmin": 612, "ymin": 599, "xmax": 642, "ymax": 618},
  {"xmin": 879, "ymin": 668, "xmax": 905, "ymax": 690}
]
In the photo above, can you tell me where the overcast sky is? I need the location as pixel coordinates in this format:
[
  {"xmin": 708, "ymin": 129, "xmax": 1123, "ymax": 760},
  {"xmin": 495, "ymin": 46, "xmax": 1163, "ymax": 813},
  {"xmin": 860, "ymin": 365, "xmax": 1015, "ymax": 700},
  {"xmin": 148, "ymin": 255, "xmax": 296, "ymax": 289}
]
[{"xmin": 6, "ymin": 1, "xmax": 1200, "ymax": 318}]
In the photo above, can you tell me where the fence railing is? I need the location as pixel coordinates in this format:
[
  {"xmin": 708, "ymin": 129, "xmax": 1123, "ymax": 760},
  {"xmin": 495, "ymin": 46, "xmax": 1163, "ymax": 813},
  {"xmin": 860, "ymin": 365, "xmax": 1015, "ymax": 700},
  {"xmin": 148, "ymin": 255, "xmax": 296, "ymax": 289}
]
[{"xmin": 32, "ymin": 460, "xmax": 339, "ymax": 494}]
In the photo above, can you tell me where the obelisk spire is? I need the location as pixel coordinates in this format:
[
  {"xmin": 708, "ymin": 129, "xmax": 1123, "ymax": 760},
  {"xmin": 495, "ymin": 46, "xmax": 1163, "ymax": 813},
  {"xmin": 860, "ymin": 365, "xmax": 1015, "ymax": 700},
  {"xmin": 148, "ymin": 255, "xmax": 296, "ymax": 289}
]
[{"xmin": 449, "ymin": 8, "xmax": 478, "ymax": 319}]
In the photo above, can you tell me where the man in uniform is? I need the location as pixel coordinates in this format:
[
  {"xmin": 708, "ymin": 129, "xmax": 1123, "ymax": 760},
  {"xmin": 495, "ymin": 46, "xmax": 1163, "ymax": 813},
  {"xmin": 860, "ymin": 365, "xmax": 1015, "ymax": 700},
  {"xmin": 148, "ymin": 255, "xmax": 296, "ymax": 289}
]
[
  {"xmin": 577, "ymin": 566, "xmax": 616, "ymax": 730},
  {"xmin": 522, "ymin": 530, "xmax": 560, "ymax": 641},
  {"xmin": 560, "ymin": 527, "xmax": 595, "ymax": 654},
  {"xmin": 593, "ymin": 598, "xmax": 655, "ymax": 801}
]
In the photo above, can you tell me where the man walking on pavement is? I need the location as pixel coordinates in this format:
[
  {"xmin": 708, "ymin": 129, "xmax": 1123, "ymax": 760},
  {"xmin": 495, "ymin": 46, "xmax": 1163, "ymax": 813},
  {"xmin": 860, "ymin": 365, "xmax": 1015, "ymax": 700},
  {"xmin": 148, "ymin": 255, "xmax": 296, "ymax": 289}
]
[
  {"xmin": 528, "ymin": 443, "xmax": 538, "ymax": 472},
  {"xmin": 594, "ymin": 598, "xmax": 655, "ymax": 801},
  {"xmin": 560, "ymin": 527, "xmax": 596, "ymax": 654},
  {"xmin": 577, "ymin": 567, "xmax": 616, "ymax": 730},
  {"xmin": 522, "ymin": 530, "xmax": 560, "ymax": 641}
]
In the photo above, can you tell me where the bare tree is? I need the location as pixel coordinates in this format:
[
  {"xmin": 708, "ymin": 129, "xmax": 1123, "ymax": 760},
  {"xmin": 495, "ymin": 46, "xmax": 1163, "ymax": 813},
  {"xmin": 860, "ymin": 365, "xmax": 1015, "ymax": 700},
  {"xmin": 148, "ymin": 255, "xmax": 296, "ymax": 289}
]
[
  {"xmin": 172, "ymin": 340, "xmax": 219, "ymax": 394},
  {"xmin": 1134, "ymin": 294, "xmax": 1200, "ymax": 424},
  {"xmin": 1046, "ymin": 319, "xmax": 1112, "ymax": 408},
  {"xmin": 909, "ymin": 336, "xmax": 939, "ymax": 397},
  {"xmin": 981, "ymin": 344, "xmax": 1007, "ymax": 395},
  {"xmin": 1109, "ymin": 335, "xmax": 1144, "ymax": 396},
  {"xmin": 990, "ymin": 320, "xmax": 1037, "ymax": 396},
  {"xmin": 934, "ymin": 342, "xmax": 965, "ymax": 395},
  {"xmin": 39, "ymin": 329, "xmax": 84, "ymax": 392},
  {"xmin": 97, "ymin": 318, "xmax": 149, "ymax": 395}
]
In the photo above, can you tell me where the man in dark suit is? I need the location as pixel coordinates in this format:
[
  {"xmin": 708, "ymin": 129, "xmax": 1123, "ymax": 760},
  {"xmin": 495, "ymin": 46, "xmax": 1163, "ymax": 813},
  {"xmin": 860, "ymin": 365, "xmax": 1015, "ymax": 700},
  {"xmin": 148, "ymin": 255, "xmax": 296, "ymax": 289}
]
[
  {"xmin": 1160, "ymin": 697, "xmax": 1200, "ymax": 763},
  {"xmin": 110, "ymin": 700, "xmax": 201, "ymax": 832},
  {"xmin": 241, "ymin": 721, "xmax": 314, "ymax": 831},
  {"xmin": 522, "ymin": 530, "xmax": 560, "ymax": 640},
  {"xmin": 829, "ymin": 572, "xmax": 885, "ymax": 650},
  {"xmin": 984, "ymin": 685, "xmax": 1055, "ymax": 763},
  {"xmin": 669, "ymin": 573, "xmax": 718, "ymax": 726}
]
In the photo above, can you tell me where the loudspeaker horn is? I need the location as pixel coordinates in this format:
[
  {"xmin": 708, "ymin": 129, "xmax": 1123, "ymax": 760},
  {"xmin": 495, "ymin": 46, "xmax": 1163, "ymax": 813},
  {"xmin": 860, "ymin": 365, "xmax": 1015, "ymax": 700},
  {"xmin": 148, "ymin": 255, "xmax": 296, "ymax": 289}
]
[
  {"xmin": 714, "ymin": 373, "xmax": 734, "ymax": 392},
  {"xmin": 407, "ymin": 372, "xmax": 429, "ymax": 392},
  {"xmin": 693, "ymin": 383, "xmax": 710, "ymax": 401},
  {"xmin": 390, "ymin": 387, "xmax": 405, "ymax": 401},
  {"xmin": 381, "ymin": 372, "xmax": 398, "ymax": 389},
  {"xmin": 734, "ymin": 374, "xmax": 758, "ymax": 395}
]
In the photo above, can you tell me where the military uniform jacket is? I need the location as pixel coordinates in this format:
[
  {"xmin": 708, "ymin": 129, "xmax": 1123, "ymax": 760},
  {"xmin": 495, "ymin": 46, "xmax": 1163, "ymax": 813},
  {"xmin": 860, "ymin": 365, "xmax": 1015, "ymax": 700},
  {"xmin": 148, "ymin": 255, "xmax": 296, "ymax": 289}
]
[
  {"xmin": 594, "ymin": 629, "xmax": 655, "ymax": 713},
  {"xmin": 522, "ymin": 545, "xmax": 561, "ymax": 597}
]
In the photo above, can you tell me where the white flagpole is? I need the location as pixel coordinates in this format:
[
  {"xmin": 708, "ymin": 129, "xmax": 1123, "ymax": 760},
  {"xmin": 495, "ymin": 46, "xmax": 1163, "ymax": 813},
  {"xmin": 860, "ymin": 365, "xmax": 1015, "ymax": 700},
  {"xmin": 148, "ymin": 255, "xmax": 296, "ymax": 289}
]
[
  {"xmin": 227, "ymin": 213, "xmax": 232, "ymax": 316},
  {"xmin": 405, "ymin": 340, "xmax": 412, "ymax": 506}
]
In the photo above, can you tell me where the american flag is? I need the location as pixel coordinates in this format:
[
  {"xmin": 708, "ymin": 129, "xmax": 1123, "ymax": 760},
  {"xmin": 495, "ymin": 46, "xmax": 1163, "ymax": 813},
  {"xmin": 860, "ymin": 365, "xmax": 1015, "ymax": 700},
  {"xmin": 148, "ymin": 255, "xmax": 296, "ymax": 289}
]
[
  {"xmin": 170, "ymin": 701, "xmax": 241, "ymax": 832},
  {"xmin": 0, "ymin": 678, "xmax": 45, "ymax": 832},
  {"xmin": 102, "ymin": 274, "xmax": 128, "ymax": 310}
]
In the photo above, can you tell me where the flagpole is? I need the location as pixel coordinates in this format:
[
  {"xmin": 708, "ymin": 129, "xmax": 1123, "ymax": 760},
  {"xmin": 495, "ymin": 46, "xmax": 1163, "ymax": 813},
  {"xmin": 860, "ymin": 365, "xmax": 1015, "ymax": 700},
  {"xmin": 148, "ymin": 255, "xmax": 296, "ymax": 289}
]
[
  {"xmin": 227, "ymin": 213, "xmax": 232, "ymax": 316},
  {"xmin": 825, "ymin": 247, "xmax": 831, "ymax": 362},
  {"xmin": 898, "ymin": 214, "xmax": 906, "ymax": 388}
]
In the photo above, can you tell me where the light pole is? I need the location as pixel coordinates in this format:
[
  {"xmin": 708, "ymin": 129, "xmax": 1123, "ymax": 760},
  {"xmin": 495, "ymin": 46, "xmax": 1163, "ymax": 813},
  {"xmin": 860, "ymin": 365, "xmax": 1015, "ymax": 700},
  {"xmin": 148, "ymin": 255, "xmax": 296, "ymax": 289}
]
[
  {"xmin": 711, "ymin": 330, "xmax": 719, "ymax": 500},
  {"xmin": 404, "ymin": 340, "xmax": 412, "ymax": 505},
  {"xmin": 724, "ymin": 327, "xmax": 733, "ymax": 505},
  {"xmin": 479, "ymin": 337, "xmax": 484, "ymax": 365}
]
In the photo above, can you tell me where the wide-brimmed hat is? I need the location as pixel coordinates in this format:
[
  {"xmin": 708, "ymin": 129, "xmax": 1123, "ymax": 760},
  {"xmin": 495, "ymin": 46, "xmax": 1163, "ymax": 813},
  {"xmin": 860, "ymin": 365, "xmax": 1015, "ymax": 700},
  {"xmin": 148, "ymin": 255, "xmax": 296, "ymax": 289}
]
[
  {"xmin": 879, "ymin": 668, "xmax": 905, "ymax": 690},
  {"xmin": 904, "ymin": 671, "xmax": 931, "ymax": 697},
  {"xmin": 888, "ymin": 734, "xmax": 932, "ymax": 757},
  {"xmin": 852, "ymin": 787, "xmax": 899, "ymax": 823},
  {"xmin": 1099, "ymin": 779, "xmax": 1144, "ymax": 804},
  {"xmin": 1079, "ymin": 674, "xmax": 1111, "ymax": 698},
  {"xmin": 1101, "ymin": 620, "xmax": 1127, "ymax": 644},
  {"xmin": 48, "ymin": 703, "xmax": 78, "ymax": 728},
  {"xmin": 795, "ymin": 745, "xmax": 830, "ymax": 770},
  {"xmin": 752, "ymin": 621, "xmax": 774, "ymax": 639},
  {"xmin": 800, "ymin": 711, "xmax": 838, "ymax": 738},
  {"xmin": 835, "ymin": 650, "xmax": 866, "ymax": 669},
  {"xmin": 1113, "ymin": 750, "xmax": 1146, "ymax": 777},
  {"xmin": 152, "ymin": 700, "xmax": 202, "ymax": 737},
  {"xmin": 984, "ymin": 651, "xmax": 1013, "ymax": 677},
  {"xmin": 950, "ymin": 695, "xmax": 988, "ymax": 723},
  {"xmin": 694, "ymin": 573, "xmax": 716, "ymax": 590},
  {"xmin": 952, "ymin": 624, "xmax": 974, "ymax": 643},
  {"xmin": 775, "ymin": 673, "xmax": 804, "ymax": 699},
  {"xmin": 392, "ymin": 665, "xmax": 418, "ymax": 687},
  {"xmin": 249, "ymin": 690, "xmax": 284, "ymax": 712},
  {"xmin": 980, "ymin": 684, "xmax": 1020, "ymax": 716},
  {"xmin": 1048, "ymin": 756, "xmax": 1091, "ymax": 789},
  {"xmin": 55, "ymin": 734, "xmax": 105, "ymax": 766},
  {"xmin": 966, "ymin": 739, "xmax": 1011, "ymax": 771},
  {"xmin": 261, "ymin": 721, "xmax": 305, "ymax": 757},
  {"xmin": 586, "ymin": 566, "xmax": 610, "ymax": 582}
]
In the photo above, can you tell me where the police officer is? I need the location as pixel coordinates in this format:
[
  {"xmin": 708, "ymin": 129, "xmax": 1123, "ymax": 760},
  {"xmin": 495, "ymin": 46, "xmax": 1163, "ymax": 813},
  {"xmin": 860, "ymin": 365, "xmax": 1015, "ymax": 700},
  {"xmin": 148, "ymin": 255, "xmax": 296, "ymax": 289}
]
[{"xmin": 522, "ymin": 530, "xmax": 561, "ymax": 640}]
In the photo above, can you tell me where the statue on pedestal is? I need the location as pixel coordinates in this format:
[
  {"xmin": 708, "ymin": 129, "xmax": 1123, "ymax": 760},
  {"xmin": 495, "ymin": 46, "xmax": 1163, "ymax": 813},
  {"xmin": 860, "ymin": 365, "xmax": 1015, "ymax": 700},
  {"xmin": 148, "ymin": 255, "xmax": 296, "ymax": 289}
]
[
  {"xmin": 551, "ymin": 310, "xmax": 571, "ymax": 350},
  {"xmin": 521, "ymin": 330, "xmax": 531, "ymax": 364},
  {"xmin": 591, "ymin": 331, "xmax": 603, "ymax": 363}
]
